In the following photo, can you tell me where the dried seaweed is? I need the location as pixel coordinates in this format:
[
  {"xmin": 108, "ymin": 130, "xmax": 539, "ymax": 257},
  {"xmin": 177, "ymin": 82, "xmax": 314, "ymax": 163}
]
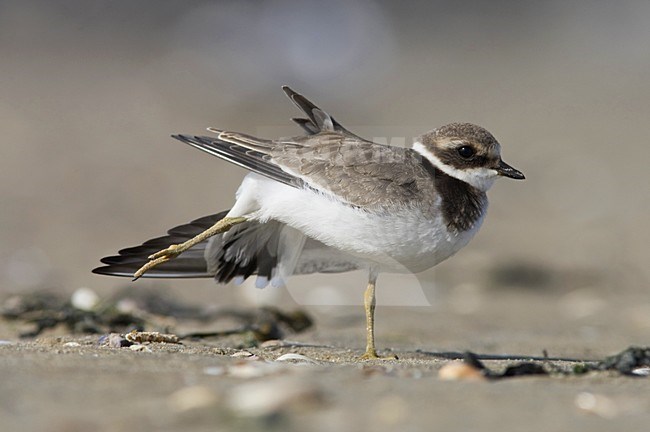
[
  {"xmin": 588, "ymin": 346, "xmax": 650, "ymax": 376},
  {"xmin": 1, "ymin": 291, "xmax": 145, "ymax": 337},
  {"xmin": 1, "ymin": 288, "xmax": 312, "ymax": 343},
  {"xmin": 461, "ymin": 351, "xmax": 549, "ymax": 379}
]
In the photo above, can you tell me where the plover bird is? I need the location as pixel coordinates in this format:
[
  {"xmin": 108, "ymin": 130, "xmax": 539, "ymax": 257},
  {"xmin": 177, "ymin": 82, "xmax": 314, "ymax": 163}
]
[{"xmin": 93, "ymin": 86, "xmax": 524, "ymax": 359}]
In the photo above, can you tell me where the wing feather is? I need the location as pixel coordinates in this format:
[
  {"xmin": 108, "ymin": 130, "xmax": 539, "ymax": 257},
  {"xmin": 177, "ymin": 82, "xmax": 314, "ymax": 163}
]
[
  {"xmin": 173, "ymin": 86, "xmax": 435, "ymax": 209},
  {"xmin": 172, "ymin": 134, "xmax": 301, "ymax": 188},
  {"xmin": 281, "ymin": 85, "xmax": 366, "ymax": 139}
]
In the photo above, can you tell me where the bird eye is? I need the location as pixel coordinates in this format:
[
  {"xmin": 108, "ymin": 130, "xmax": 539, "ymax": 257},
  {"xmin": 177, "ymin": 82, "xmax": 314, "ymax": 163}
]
[{"xmin": 457, "ymin": 145, "xmax": 475, "ymax": 159}]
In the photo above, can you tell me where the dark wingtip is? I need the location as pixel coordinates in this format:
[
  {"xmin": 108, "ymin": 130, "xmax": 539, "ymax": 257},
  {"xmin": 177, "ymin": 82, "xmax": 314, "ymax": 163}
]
[
  {"xmin": 92, "ymin": 265, "xmax": 118, "ymax": 276},
  {"xmin": 93, "ymin": 264, "xmax": 140, "ymax": 280},
  {"xmin": 282, "ymin": 85, "xmax": 301, "ymax": 101},
  {"xmin": 91, "ymin": 266, "xmax": 103, "ymax": 275},
  {"xmin": 172, "ymin": 134, "xmax": 203, "ymax": 147}
]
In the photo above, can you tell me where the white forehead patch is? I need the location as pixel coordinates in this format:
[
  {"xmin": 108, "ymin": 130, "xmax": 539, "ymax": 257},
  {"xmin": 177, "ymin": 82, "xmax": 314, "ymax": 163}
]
[{"xmin": 412, "ymin": 141, "xmax": 498, "ymax": 192}]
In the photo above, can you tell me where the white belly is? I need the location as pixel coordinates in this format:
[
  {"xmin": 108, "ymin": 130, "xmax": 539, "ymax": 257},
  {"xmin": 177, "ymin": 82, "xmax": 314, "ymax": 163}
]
[{"xmin": 229, "ymin": 174, "xmax": 485, "ymax": 274}]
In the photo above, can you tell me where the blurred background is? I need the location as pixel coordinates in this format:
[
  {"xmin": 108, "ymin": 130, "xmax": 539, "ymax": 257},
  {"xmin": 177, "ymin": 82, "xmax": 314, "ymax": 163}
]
[{"xmin": 1, "ymin": 0, "xmax": 648, "ymax": 317}]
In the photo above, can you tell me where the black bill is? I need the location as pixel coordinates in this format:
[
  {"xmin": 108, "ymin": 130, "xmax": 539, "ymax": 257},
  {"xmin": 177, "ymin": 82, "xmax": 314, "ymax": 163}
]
[{"xmin": 496, "ymin": 160, "xmax": 525, "ymax": 180}]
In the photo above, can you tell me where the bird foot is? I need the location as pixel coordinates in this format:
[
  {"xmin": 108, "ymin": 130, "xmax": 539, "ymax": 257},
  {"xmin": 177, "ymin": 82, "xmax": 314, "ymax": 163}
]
[
  {"xmin": 359, "ymin": 350, "xmax": 399, "ymax": 361},
  {"xmin": 131, "ymin": 216, "xmax": 248, "ymax": 281},
  {"xmin": 132, "ymin": 244, "xmax": 183, "ymax": 281},
  {"xmin": 148, "ymin": 244, "xmax": 182, "ymax": 261}
]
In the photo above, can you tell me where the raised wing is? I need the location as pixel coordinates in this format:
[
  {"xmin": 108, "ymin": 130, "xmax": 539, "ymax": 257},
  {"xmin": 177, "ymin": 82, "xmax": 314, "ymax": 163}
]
[
  {"xmin": 183, "ymin": 130, "xmax": 435, "ymax": 209},
  {"xmin": 174, "ymin": 133, "xmax": 302, "ymax": 189},
  {"xmin": 173, "ymin": 86, "xmax": 436, "ymax": 209},
  {"xmin": 282, "ymin": 85, "xmax": 369, "ymax": 140}
]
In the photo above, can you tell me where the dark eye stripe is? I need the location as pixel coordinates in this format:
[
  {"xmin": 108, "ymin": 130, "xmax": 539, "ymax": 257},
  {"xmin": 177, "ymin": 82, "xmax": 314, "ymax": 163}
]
[
  {"xmin": 468, "ymin": 155, "xmax": 487, "ymax": 167},
  {"xmin": 432, "ymin": 145, "xmax": 492, "ymax": 170}
]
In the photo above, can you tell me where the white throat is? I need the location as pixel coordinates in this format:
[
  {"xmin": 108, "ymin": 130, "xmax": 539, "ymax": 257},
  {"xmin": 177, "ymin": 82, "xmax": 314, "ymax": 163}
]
[{"xmin": 412, "ymin": 141, "xmax": 497, "ymax": 192}]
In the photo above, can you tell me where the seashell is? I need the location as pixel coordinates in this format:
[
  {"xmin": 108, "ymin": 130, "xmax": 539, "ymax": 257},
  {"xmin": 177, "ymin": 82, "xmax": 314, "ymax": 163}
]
[{"xmin": 438, "ymin": 362, "xmax": 486, "ymax": 381}]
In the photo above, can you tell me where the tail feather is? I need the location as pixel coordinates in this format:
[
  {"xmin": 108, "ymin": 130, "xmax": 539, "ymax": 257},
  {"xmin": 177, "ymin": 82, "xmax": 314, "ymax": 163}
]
[
  {"xmin": 92, "ymin": 212, "xmax": 229, "ymax": 279},
  {"xmin": 208, "ymin": 220, "xmax": 284, "ymax": 284},
  {"xmin": 93, "ymin": 212, "xmax": 292, "ymax": 285}
]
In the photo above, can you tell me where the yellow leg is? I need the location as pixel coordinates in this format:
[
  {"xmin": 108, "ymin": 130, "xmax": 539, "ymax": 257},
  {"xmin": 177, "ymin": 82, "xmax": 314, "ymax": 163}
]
[
  {"xmin": 359, "ymin": 270, "xmax": 397, "ymax": 360},
  {"xmin": 132, "ymin": 216, "xmax": 247, "ymax": 281},
  {"xmin": 360, "ymin": 275, "xmax": 379, "ymax": 359}
]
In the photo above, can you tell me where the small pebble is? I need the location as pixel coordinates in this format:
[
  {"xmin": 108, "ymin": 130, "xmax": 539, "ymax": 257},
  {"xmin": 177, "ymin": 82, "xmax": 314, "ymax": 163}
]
[
  {"xmin": 275, "ymin": 353, "xmax": 318, "ymax": 364},
  {"xmin": 63, "ymin": 342, "xmax": 81, "ymax": 347},
  {"xmin": 438, "ymin": 362, "xmax": 486, "ymax": 381},
  {"xmin": 231, "ymin": 350, "xmax": 255, "ymax": 358},
  {"xmin": 70, "ymin": 288, "xmax": 100, "ymax": 311},
  {"xmin": 167, "ymin": 386, "xmax": 219, "ymax": 413},
  {"xmin": 129, "ymin": 344, "xmax": 152, "ymax": 353},
  {"xmin": 631, "ymin": 367, "xmax": 650, "ymax": 376},
  {"xmin": 0, "ymin": 340, "xmax": 15, "ymax": 346},
  {"xmin": 260, "ymin": 339, "xmax": 285, "ymax": 348}
]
